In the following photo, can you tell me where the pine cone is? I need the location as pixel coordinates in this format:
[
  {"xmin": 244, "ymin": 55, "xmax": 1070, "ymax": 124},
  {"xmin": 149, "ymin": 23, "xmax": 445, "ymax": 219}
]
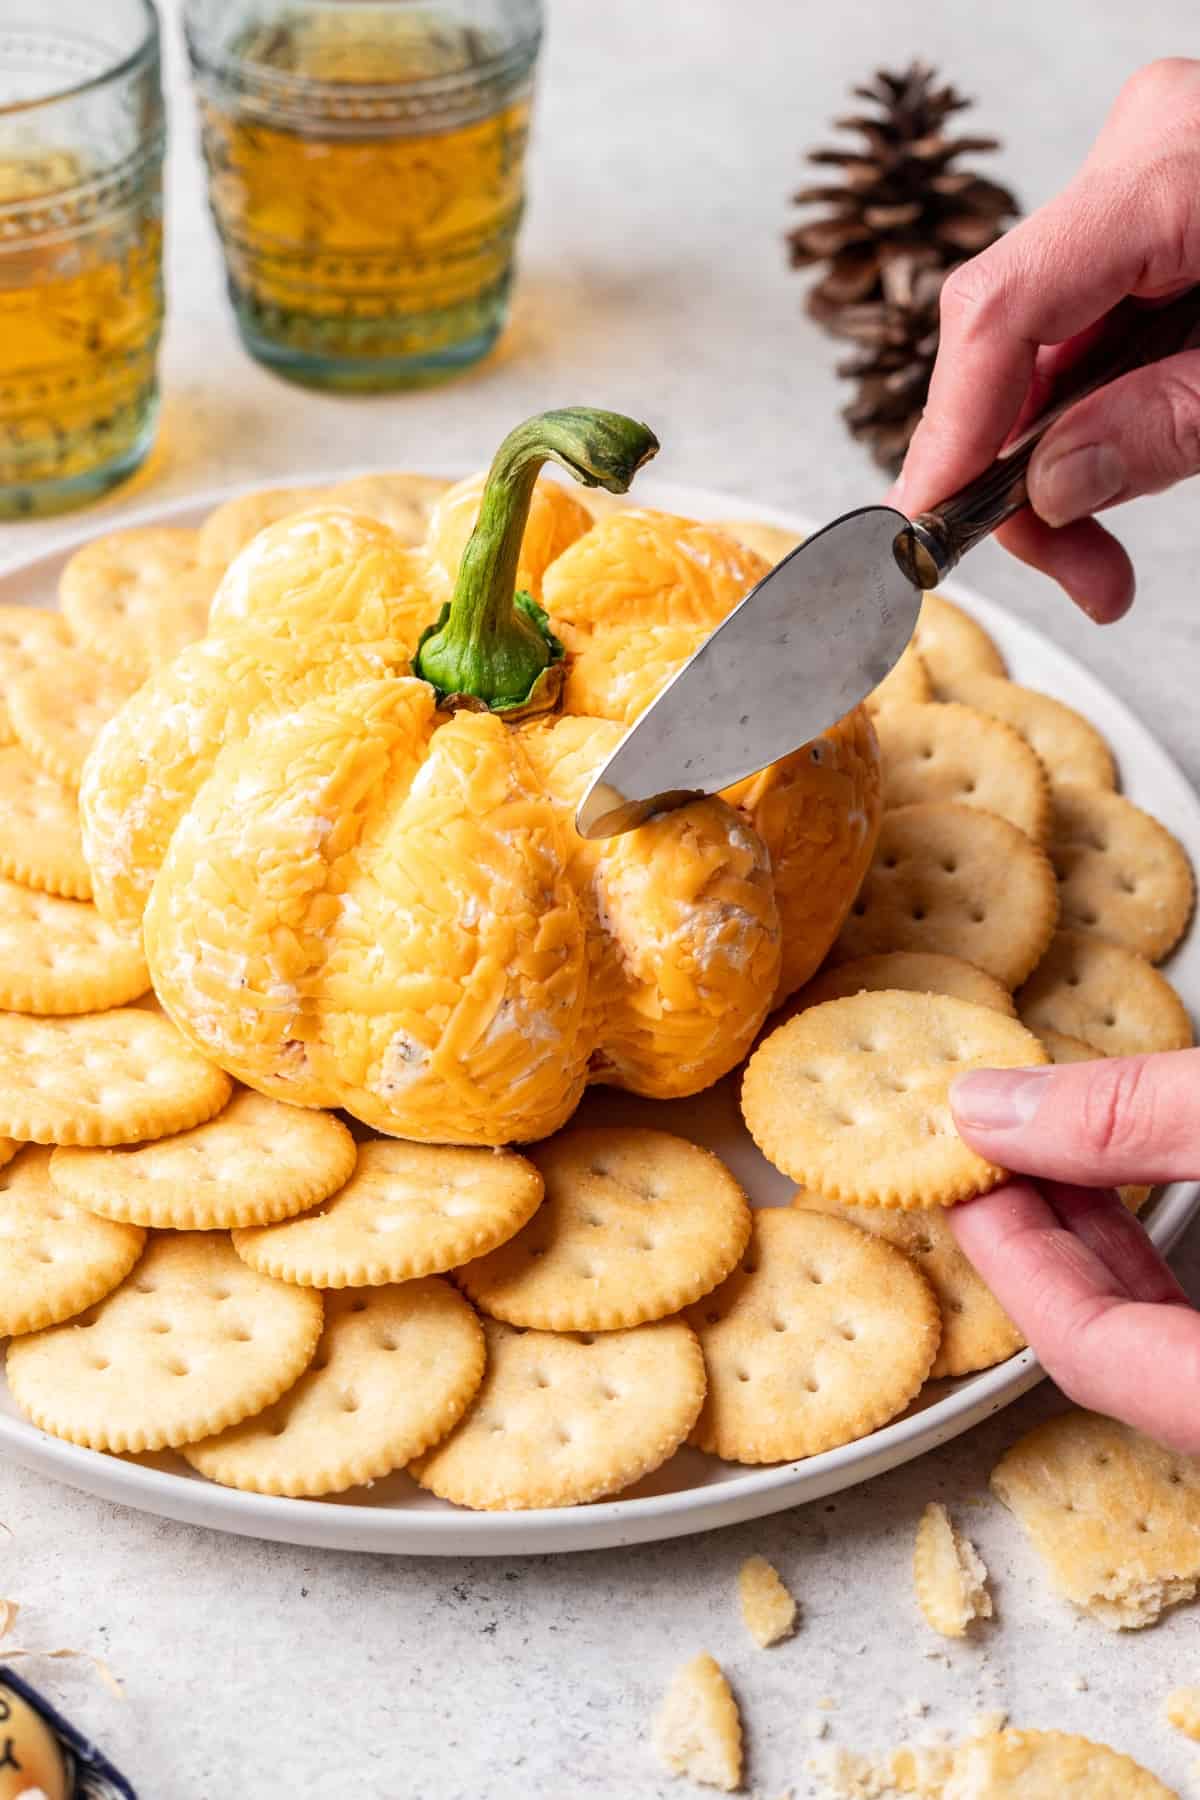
[
  {"xmin": 788, "ymin": 62, "xmax": 1018, "ymax": 327},
  {"xmin": 833, "ymin": 259, "xmax": 947, "ymax": 475}
]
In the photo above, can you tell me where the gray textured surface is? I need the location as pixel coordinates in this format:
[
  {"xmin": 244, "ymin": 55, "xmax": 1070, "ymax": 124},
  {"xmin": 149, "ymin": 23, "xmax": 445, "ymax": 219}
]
[{"xmin": 3, "ymin": 2, "xmax": 1200, "ymax": 1794}]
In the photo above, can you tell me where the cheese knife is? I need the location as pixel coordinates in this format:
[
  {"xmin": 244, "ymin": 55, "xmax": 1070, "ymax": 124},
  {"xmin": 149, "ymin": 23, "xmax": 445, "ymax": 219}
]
[{"xmin": 576, "ymin": 285, "xmax": 1200, "ymax": 839}]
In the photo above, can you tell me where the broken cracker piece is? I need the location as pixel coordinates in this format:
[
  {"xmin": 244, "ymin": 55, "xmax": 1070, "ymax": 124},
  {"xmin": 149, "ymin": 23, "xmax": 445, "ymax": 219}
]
[
  {"xmin": 653, "ymin": 1652, "xmax": 743, "ymax": 1792},
  {"xmin": 738, "ymin": 1554, "xmax": 797, "ymax": 1648},
  {"xmin": 992, "ymin": 1409, "xmax": 1200, "ymax": 1629},
  {"xmin": 914, "ymin": 1502, "xmax": 993, "ymax": 1639},
  {"xmin": 1165, "ymin": 1687, "xmax": 1200, "ymax": 1741}
]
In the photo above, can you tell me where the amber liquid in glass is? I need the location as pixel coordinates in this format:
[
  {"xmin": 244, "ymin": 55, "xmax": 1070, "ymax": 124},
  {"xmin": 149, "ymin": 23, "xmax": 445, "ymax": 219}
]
[
  {"xmin": 197, "ymin": 11, "xmax": 532, "ymax": 388},
  {"xmin": 0, "ymin": 150, "xmax": 163, "ymax": 514}
]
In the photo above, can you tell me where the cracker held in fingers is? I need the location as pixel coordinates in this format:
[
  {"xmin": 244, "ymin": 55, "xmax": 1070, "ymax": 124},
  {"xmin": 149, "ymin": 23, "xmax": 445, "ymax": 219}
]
[
  {"xmin": 742, "ymin": 992, "xmax": 1047, "ymax": 1208},
  {"xmin": 687, "ymin": 1209, "xmax": 940, "ymax": 1462}
]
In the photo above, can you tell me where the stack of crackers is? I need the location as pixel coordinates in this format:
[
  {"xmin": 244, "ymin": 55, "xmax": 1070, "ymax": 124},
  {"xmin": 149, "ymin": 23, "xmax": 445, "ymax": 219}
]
[{"xmin": 0, "ymin": 488, "xmax": 1195, "ymax": 1513}]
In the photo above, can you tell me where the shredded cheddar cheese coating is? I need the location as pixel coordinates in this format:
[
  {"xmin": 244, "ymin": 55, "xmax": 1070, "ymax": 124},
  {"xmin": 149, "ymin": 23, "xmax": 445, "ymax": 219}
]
[{"xmin": 81, "ymin": 497, "xmax": 880, "ymax": 1144}]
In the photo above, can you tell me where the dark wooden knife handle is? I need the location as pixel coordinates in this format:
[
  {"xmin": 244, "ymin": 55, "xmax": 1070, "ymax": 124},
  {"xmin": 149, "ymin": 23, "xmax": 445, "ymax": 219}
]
[{"xmin": 894, "ymin": 284, "xmax": 1200, "ymax": 589}]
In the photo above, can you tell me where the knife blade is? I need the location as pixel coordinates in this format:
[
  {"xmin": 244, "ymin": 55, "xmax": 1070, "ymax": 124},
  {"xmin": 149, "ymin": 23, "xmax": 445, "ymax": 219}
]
[
  {"xmin": 575, "ymin": 504, "xmax": 918, "ymax": 839},
  {"xmin": 575, "ymin": 285, "xmax": 1200, "ymax": 842}
]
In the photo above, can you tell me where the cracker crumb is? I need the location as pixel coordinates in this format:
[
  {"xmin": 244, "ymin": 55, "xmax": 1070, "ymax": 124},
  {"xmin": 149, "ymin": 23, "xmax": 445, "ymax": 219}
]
[
  {"xmin": 738, "ymin": 1554, "xmax": 797, "ymax": 1648},
  {"xmin": 902, "ymin": 1697, "xmax": 927, "ymax": 1719},
  {"xmin": 1166, "ymin": 1687, "xmax": 1200, "ymax": 1741},
  {"xmin": 806, "ymin": 1712, "xmax": 830, "ymax": 1740},
  {"xmin": 970, "ymin": 1709, "xmax": 1008, "ymax": 1737},
  {"xmin": 1068, "ymin": 1673, "xmax": 1088, "ymax": 1693},
  {"xmin": 653, "ymin": 1651, "xmax": 743, "ymax": 1792},
  {"xmin": 0, "ymin": 1599, "xmax": 18, "ymax": 1638},
  {"xmin": 819, "ymin": 1696, "xmax": 837, "ymax": 1710},
  {"xmin": 913, "ymin": 1501, "xmax": 992, "ymax": 1638}
]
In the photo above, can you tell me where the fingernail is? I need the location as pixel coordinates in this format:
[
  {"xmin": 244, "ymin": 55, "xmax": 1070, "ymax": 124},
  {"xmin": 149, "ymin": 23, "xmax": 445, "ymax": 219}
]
[
  {"xmin": 952, "ymin": 1066, "xmax": 1053, "ymax": 1132},
  {"xmin": 1032, "ymin": 443, "xmax": 1124, "ymax": 526}
]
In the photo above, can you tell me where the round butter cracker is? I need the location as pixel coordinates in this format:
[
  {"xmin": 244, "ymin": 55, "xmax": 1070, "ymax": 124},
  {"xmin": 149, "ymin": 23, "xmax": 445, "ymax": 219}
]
[
  {"xmin": 51, "ymin": 1089, "xmax": 357, "ymax": 1231},
  {"xmin": 1049, "ymin": 782, "xmax": 1193, "ymax": 962},
  {"xmin": 0, "ymin": 1008, "xmax": 233, "ymax": 1146},
  {"xmin": 0, "ymin": 1145, "xmax": 145, "ymax": 1337},
  {"xmin": 933, "ymin": 670, "xmax": 1117, "ymax": 794},
  {"xmin": 912, "ymin": 593, "xmax": 1006, "ymax": 691},
  {"xmin": 8, "ymin": 649, "xmax": 140, "ymax": 789},
  {"xmin": 1018, "ymin": 931, "xmax": 1193, "ymax": 1056},
  {"xmin": 183, "ymin": 1278, "xmax": 484, "ymax": 1496},
  {"xmin": 835, "ymin": 802, "xmax": 1058, "ymax": 987},
  {"xmin": 742, "ymin": 991, "xmax": 1048, "ymax": 1207},
  {"xmin": 5, "ymin": 1231, "xmax": 324, "ymax": 1452},
  {"xmin": 0, "ymin": 603, "xmax": 72, "ymax": 682},
  {"xmin": 455, "ymin": 1128, "xmax": 751, "ymax": 1331},
  {"xmin": 196, "ymin": 484, "xmax": 331, "ymax": 567},
  {"xmin": 0, "ymin": 746, "xmax": 92, "ymax": 899},
  {"xmin": 947, "ymin": 1727, "xmax": 1175, "ymax": 1798},
  {"xmin": 686, "ymin": 1209, "xmax": 940, "ymax": 1462},
  {"xmin": 793, "ymin": 1189, "xmax": 1024, "ymax": 1377},
  {"xmin": 714, "ymin": 518, "xmax": 803, "ymax": 565},
  {"xmin": 60, "ymin": 526, "xmax": 218, "ymax": 678},
  {"xmin": 324, "ymin": 472, "xmax": 453, "ymax": 546},
  {"xmin": 875, "ymin": 699, "xmax": 1051, "ymax": 841},
  {"xmin": 408, "ymin": 1316, "xmax": 706, "ymax": 1511},
  {"xmin": 0, "ymin": 880, "xmax": 148, "ymax": 1014},
  {"xmin": 864, "ymin": 643, "xmax": 932, "ymax": 714},
  {"xmin": 795, "ymin": 951, "xmax": 1015, "ymax": 1017},
  {"xmin": 232, "ymin": 1139, "xmax": 544, "ymax": 1285}
]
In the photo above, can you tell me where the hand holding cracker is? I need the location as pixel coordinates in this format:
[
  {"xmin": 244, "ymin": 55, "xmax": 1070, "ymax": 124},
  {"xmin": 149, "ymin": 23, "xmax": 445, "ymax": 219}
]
[{"xmin": 950, "ymin": 1050, "xmax": 1200, "ymax": 1453}]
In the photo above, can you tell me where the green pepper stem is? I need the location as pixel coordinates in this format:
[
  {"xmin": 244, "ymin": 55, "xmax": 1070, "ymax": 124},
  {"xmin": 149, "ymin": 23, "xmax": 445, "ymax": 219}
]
[{"xmin": 415, "ymin": 407, "xmax": 659, "ymax": 714}]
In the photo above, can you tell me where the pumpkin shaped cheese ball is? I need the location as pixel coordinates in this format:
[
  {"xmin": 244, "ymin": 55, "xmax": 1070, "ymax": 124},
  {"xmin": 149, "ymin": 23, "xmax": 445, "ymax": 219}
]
[{"xmin": 80, "ymin": 410, "xmax": 881, "ymax": 1146}]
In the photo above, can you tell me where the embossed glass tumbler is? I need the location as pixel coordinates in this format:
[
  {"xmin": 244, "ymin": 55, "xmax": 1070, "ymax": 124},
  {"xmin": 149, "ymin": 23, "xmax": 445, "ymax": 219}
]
[
  {"xmin": 184, "ymin": 0, "xmax": 543, "ymax": 391},
  {"xmin": 0, "ymin": 2, "xmax": 165, "ymax": 519}
]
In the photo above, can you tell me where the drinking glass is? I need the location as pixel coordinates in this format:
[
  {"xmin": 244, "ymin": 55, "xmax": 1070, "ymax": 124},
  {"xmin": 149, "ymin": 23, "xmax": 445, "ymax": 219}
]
[
  {"xmin": 0, "ymin": 2, "xmax": 165, "ymax": 519},
  {"xmin": 183, "ymin": 0, "xmax": 543, "ymax": 391}
]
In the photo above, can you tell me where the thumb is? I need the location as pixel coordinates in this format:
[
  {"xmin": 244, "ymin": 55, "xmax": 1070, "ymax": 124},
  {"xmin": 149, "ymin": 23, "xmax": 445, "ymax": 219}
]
[
  {"xmin": 951, "ymin": 1049, "xmax": 1200, "ymax": 1186},
  {"xmin": 1027, "ymin": 349, "xmax": 1200, "ymax": 526}
]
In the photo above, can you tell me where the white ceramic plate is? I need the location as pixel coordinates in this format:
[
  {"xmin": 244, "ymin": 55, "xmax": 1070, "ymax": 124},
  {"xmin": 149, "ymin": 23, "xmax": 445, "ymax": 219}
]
[{"xmin": 1, "ymin": 475, "xmax": 1197, "ymax": 1556}]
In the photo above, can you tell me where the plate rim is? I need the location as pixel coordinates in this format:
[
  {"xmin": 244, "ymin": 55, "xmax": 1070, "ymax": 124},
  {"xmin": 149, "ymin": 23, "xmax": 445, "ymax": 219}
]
[{"xmin": 1, "ymin": 469, "xmax": 1196, "ymax": 1555}]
